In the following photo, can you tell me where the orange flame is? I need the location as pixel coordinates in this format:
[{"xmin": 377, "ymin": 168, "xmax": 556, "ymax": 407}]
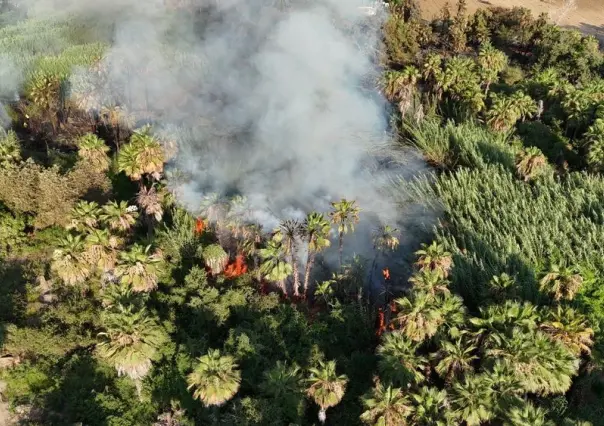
[
  {"xmin": 224, "ymin": 254, "xmax": 248, "ymax": 278},
  {"xmin": 376, "ymin": 308, "xmax": 386, "ymax": 336},
  {"xmin": 382, "ymin": 268, "xmax": 391, "ymax": 281},
  {"xmin": 195, "ymin": 218, "xmax": 205, "ymax": 235}
]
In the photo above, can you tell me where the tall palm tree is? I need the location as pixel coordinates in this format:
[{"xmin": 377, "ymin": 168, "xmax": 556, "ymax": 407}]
[
  {"xmin": 301, "ymin": 212, "xmax": 331, "ymax": 297},
  {"xmin": 201, "ymin": 244, "xmax": 229, "ymax": 275},
  {"xmin": 510, "ymin": 91, "xmax": 537, "ymax": 122},
  {"xmin": 100, "ymin": 103, "xmax": 134, "ymax": 147},
  {"xmin": 433, "ymin": 338, "xmax": 477, "ymax": 382},
  {"xmin": 187, "ymin": 349, "xmax": 241, "ymax": 407},
  {"xmin": 422, "ymin": 53, "xmax": 444, "ymax": 97},
  {"xmin": 97, "ymin": 304, "xmax": 167, "ymax": 397},
  {"xmin": 115, "ymin": 244, "xmax": 163, "ymax": 292},
  {"xmin": 259, "ymin": 239, "xmax": 292, "ymax": 295},
  {"xmin": 77, "ymin": 133, "xmax": 110, "ymax": 173},
  {"xmin": 260, "ymin": 361, "xmax": 304, "ymax": 422},
  {"xmin": 414, "ymin": 242, "xmax": 452, "ymax": 277},
  {"xmin": 276, "ymin": 219, "xmax": 304, "ymax": 297},
  {"xmin": 540, "ymin": 305, "xmax": 594, "ymax": 355},
  {"xmin": 329, "ymin": 198, "xmax": 361, "ymax": 270},
  {"xmin": 449, "ymin": 374, "xmax": 496, "ymax": 426},
  {"xmin": 516, "ymin": 146, "xmax": 548, "ymax": 182},
  {"xmin": 360, "ymin": 382, "xmax": 412, "ymax": 426},
  {"xmin": 409, "ymin": 386, "xmax": 449, "ymax": 426},
  {"xmin": 477, "ymin": 42, "xmax": 508, "ymax": 95},
  {"xmin": 377, "ymin": 331, "xmax": 428, "ymax": 386},
  {"xmin": 100, "ymin": 200, "xmax": 139, "ymax": 232},
  {"xmin": 51, "ymin": 234, "xmax": 91, "ymax": 286},
  {"xmin": 306, "ymin": 360, "xmax": 348, "ymax": 424},
  {"xmin": 539, "ymin": 264, "xmax": 583, "ymax": 301},
  {"xmin": 392, "ymin": 292, "xmax": 443, "ymax": 342},
  {"xmin": 117, "ymin": 127, "xmax": 165, "ymax": 181},
  {"xmin": 84, "ymin": 228, "xmax": 122, "ymax": 273},
  {"xmin": 68, "ymin": 200, "xmax": 102, "ymax": 233},
  {"xmin": 373, "ymin": 225, "xmax": 400, "ymax": 251},
  {"xmin": 486, "ymin": 93, "xmax": 518, "ymax": 131}
]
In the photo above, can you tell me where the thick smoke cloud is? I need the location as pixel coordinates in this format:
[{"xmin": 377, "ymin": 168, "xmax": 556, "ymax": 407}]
[{"xmin": 9, "ymin": 0, "xmax": 435, "ymax": 283}]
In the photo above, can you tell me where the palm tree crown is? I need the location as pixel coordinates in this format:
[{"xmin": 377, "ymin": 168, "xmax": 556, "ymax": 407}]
[
  {"xmin": 187, "ymin": 349, "xmax": 241, "ymax": 407},
  {"xmin": 306, "ymin": 360, "xmax": 348, "ymax": 423}
]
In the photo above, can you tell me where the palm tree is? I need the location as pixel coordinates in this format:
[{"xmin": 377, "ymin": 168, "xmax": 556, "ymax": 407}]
[
  {"xmin": 85, "ymin": 228, "xmax": 122, "ymax": 273},
  {"xmin": 449, "ymin": 374, "xmax": 496, "ymax": 426},
  {"xmin": 540, "ymin": 305, "xmax": 594, "ymax": 355},
  {"xmin": 100, "ymin": 201, "xmax": 139, "ymax": 232},
  {"xmin": 516, "ymin": 146, "xmax": 548, "ymax": 182},
  {"xmin": 486, "ymin": 93, "xmax": 518, "ymax": 131},
  {"xmin": 77, "ymin": 133, "xmax": 110, "ymax": 173},
  {"xmin": 360, "ymin": 382, "xmax": 412, "ymax": 426},
  {"xmin": 306, "ymin": 360, "xmax": 348, "ymax": 424},
  {"xmin": 414, "ymin": 242, "xmax": 453, "ymax": 277},
  {"xmin": 488, "ymin": 273, "xmax": 518, "ymax": 302},
  {"xmin": 115, "ymin": 244, "xmax": 163, "ymax": 292},
  {"xmin": 51, "ymin": 234, "xmax": 91, "ymax": 286},
  {"xmin": 67, "ymin": 200, "xmax": 102, "ymax": 233},
  {"xmin": 433, "ymin": 338, "xmax": 477, "ymax": 382},
  {"xmin": 100, "ymin": 103, "xmax": 134, "ymax": 147},
  {"xmin": 392, "ymin": 292, "xmax": 443, "ymax": 342},
  {"xmin": 260, "ymin": 361, "xmax": 304, "ymax": 421},
  {"xmin": 136, "ymin": 185, "xmax": 164, "ymax": 223},
  {"xmin": 329, "ymin": 198, "xmax": 361, "ymax": 270},
  {"xmin": 540, "ymin": 264, "xmax": 583, "ymax": 301},
  {"xmin": 422, "ymin": 53, "xmax": 444, "ymax": 96},
  {"xmin": 259, "ymin": 239, "xmax": 292, "ymax": 295},
  {"xmin": 409, "ymin": 386, "xmax": 449, "ymax": 426},
  {"xmin": 409, "ymin": 270, "xmax": 450, "ymax": 298},
  {"xmin": 97, "ymin": 304, "xmax": 167, "ymax": 397},
  {"xmin": 485, "ymin": 328, "xmax": 579, "ymax": 395},
  {"xmin": 276, "ymin": 219, "xmax": 303, "ymax": 297},
  {"xmin": 438, "ymin": 292, "xmax": 467, "ymax": 340},
  {"xmin": 377, "ymin": 331, "xmax": 428, "ymax": 386},
  {"xmin": 301, "ymin": 212, "xmax": 331, "ymax": 297},
  {"xmin": 117, "ymin": 127, "xmax": 165, "ymax": 181},
  {"xmin": 201, "ymin": 244, "xmax": 229, "ymax": 275},
  {"xmin": 510, "ymin": 91, "xmax": 537, "ymax": 122},
  {"xmin": 505, "ymin": 401, "xmax": 554, "ymax": 426},
  {"xmin": 187, "ymin": 349, "xmax": 241, "ymax": 407},
  {"xmin": 477, "ymin": 42, "xmax": 507, "ymax": 95},
  {"xmin": 373, "ymin": 225, "xmax": 400, "ymax": 251}
]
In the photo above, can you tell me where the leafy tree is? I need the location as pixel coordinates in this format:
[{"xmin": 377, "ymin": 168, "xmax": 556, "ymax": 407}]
[
  {"xmin": 97, "ymin": 304, "xmax": 167, "ymax": 397},
  {"xmin": 433, "ymin": 338, "xmax": 477, "ymax": 382},
  {"xmin": 118, "ymin": 128, "xmax": 165, "ymax": 181},
  {"xmin": 377, "ymin": 331, "xmax": 428, "ymax": 386},
  {"xmin": 414, "ymin": 241, "xmax": 453, "ymax": 277},
  {"xmin": 259, "ymin": 239, "xmax": 292, "ymax": 295},
  {"xmin": 540, "ymin": 264, "xmax": 583, "ymax": 301},
  {"xmin": 540, "ymin": 305, "xmax": 594, "ymax": 355},
  {"xmin": 115, "ymin": 244, "xmax": 163, "ymax": 292},
  {"xmin": 449, "ymin": 374, "xmax": 496, "ymax": 426},
  {"xmin": 329, "ymin": 198, "xmax": 361, "ymax": 269},
  {"xmin": 392, "ymin": 291, "xmax": 443, "ymax": 342},
  {"xmin": 77, "ymin": 133, "xmax": 110, "ymax": 173},
  {"xmin": 306, "ymin": 360, "xmax": 348, "ymax": 423},
  {"xmin": 409, "ymin": 386, "xmax": 449, "ymax": 426},
  {"xmin": 187, "ymin": 349, "xmax": 241, "ymax": 407},
  {"xmin": 51, "ymin": 234, "xmax": 91, "ymax": 286},
  {"xmin": 360, "ymin": 382, "xmax": 412, "ymax": 426},
  {"xmin": 301, "ymin": 212, "xmax": 331, "ymax": 297},
  {"xmin": 260, "ymin": 361, "xmax": 305, "ymax": 422},
  {"xmin": 100, "ymin": 200, "xmax": 139, "ymax": 232},
  {"xmin": 67, "ymin": 200, "xmax": 102, "ymax": 232}
]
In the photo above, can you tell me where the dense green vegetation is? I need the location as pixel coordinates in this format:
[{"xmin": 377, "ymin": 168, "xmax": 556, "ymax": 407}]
[{"xmin": 0, "ymin": 0, "xmax": 603, "ymax": 424}]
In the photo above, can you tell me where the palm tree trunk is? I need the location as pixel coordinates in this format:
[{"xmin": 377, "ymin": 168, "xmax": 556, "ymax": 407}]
[
  {"xmin": 292, "ymin": 258, "xmax": 300, "ymax": 297},
  {"xmin": 338, "ymin": 231, "xmax": 344, "ymax": 271},
  {"xmin": 279, "ymin": 279, "xmax": 287, "ymax": 297},
  {"xmin": 303, "ymin": 251, "xmax": 315, "ymax": 298},
  {"xmin": 318, "ymin": 407, "xmax": 327, "ymax": 424}
]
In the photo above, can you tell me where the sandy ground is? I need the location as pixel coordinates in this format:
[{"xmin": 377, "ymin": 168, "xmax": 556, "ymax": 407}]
[{"xmin": 418, "ymin": 0, "xmax": 604, "ymax": 40}]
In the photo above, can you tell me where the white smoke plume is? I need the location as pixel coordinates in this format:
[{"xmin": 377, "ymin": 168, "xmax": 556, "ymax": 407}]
[{"xmin": 5, "ymin": 0, "xmax": 435, "ymax": 284}]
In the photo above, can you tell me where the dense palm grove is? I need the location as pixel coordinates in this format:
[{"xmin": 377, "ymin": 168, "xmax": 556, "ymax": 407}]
[{"xmin": 0, "ymin": 0, "xmax": 603, "ymax": 424}]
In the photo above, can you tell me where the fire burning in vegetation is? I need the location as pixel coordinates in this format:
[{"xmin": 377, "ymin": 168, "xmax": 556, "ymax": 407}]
[
  {"xmin": 224, "ymin": 254, "xmax": 248, "ymax": 279},
  {"xmin": 195, "ymin": 217, "xmax": 205, "ymax": 235},
  {"xmin": 382, "ymin": 268, "xmax": 390, "ymax": 281}
]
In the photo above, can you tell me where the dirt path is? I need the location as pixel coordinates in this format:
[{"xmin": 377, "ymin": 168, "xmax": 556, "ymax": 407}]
[{"xmin": 418, "ymin": 0, "xmax": 604, "ymax": 39}]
